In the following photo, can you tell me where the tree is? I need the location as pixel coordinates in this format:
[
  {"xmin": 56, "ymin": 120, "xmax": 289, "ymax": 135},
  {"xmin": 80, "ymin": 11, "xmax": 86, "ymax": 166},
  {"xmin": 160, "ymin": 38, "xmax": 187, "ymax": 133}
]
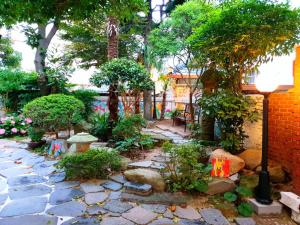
[
  {"xmin": 90, "ymin": 58, "xmax": 153, "ymax": 116},
  {"xmin": 189, "ymin": 0, "xmax": 300, "ymax": 92},
  {"xmin": 149, "ymin": 0, "xmax": 213, "ymax": 123},
  {"xmin": 158, "ymin": 74, "xmax": 171, "ymax": 120},
  {"xmin": 0, "ymin": 37, "xmax": 22, "ymax": 69}
]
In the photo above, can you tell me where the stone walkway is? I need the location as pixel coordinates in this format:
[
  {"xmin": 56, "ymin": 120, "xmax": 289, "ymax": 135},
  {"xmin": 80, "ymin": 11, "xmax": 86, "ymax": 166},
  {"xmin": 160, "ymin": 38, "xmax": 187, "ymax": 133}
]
[{"xmin": 0, "ymin": 139, "xmax": 256, "ymax": 225}]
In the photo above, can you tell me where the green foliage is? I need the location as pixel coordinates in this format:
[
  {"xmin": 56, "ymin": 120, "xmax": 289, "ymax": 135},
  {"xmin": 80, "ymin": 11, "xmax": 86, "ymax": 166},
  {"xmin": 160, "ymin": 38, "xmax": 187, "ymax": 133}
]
[
  {"xmin": 170, "ymin": 109, "xmax": 181, "ymax": 119},
  {"xmin": 189, "ymin": 0, "xmax": 300, "ymax": 91},
  {"xmin": 162, "ymin": 142, "xmax": 211, "ymax": 192},
  {"xmin": 58, "ymin": 148, "xmax": 121, "ymax": 180},
  {"xmin": 23, "ymin": 94, "xmax": 85, "ymax": 133},
  {"xmin": 90, "ymin": 113, "xmax": 111, "ymax": 141},
  {"xmin": 0, "ymin": 38, "xmax": 22, "ymax": 69},
  {"xmin": 199, "ymin": 90, "xmax": 259, "ymax": 153},
  {"xmin": 115, "ymin": 134, "xmax": 154, "ymax": 152},
  {"xmin": 224, "ymin": 186, "xmax": 253, "ymax": 217},
  {"xmin": 71, "ymin": 89, "xmax": 98, "ymax": 119},
  {"xmin": 28, "ymin": 127, "xmax": 45, "ymax": 142}
]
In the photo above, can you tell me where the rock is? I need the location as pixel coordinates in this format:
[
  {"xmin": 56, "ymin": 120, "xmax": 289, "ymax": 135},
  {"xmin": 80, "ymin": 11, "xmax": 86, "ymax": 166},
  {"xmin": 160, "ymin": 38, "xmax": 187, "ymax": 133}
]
[
  {"xmin": 0, "ymin": 177, "xmax": 7, "ymax": 192},
  {"xmin": 103, "ymin": 200, "xmax": 133, "ymax": 213},
  {"xmin": 228, "ymin": 173, "xmax": 240, "ymax": 183},
  {"xmin": 163, "ymin": 209, "xmax": 174, "ymax": 219},
  {"xmin": 124, "ymin": 182, "xmax": 152, "ymax": 196},
  {"xmin": 241, "ymin": 169, "xmax": 256, "ymax": 176},
  {"xmin": 128, "ymin": 161, "xmax": 153, "ymax": 168},
  {"xmin": 80, "ymin": 180, "xmax": 105, "ymax": 193},
  {"xmin": 0, "ymin": 194, "xmax": 7, "ymax": 205},
  {"xmin": 109, "ymin": 191, "xmax": 121, "ymax": 200},
  {"xmin": 206, "ymin": 178, "xmax": 236, "ymax": 195},
  {"xmin": 100, "ymin": 217, "xmax": 134, "ymax": 225},
  {"xmin": 235, "ymin": 217, "xmax": 256, "ymax": 225},
  {"xmin": 102, "ymin": 181, "xmax": 123, "ymax": 191},
  {"xmin": 48, "ymin": 172, "xmax": 66, "ymax": 183},
  {"xmin": 178, "ymin": 219, "xmax": 208, "ymax": 225},
  {"xmin": 120, "ymin": 156, "xmax": 132, "ymax": 170},
  {"xmin": 85, "ymin": 192, "xmax": 108, "ymax": 205},
  {"xmin": 148, "ymin": 218, "xmax": 174, "ymax": 225},
  {"xmin": 238, "ymin": 149, "xmax": 262, "ymax": 170},
  {"xmin": 122, "ymin": 206, "xmax": 158, "ymax": 225},
  {"xmin": 61, "ymin": 217, "xmax": 100, "ymax": 225},
  {"xmin": 173, "ymin": 206, "xmax": 201, "ymax": 220},
  {"xmin": 141, "ymin": 204, "xmax": 167, "ymax": 214},
  {"xmin": 256, "ymin": 161, "xmax": 285, "ymax": 183},
  {"xmin": 55, "ymin": 181, "xmax": 80, "ymax": 189},
  {"xmin": 0, "ymin": 166, "xmax": 33, "ymax": 178},
  {"xmin": 8, "ymin": 184, "xmax": 52, "ymax": 200},
  {"xmin": 210, "ymin": 149, "xmax": 245, "ymax": 175},
  {"xmin": 0, "ymin": 215, "xmax": 58, "ymax": 225},
  {"xmin": 110, "ymin": 174, "xmax": 127, "ymax": 184},
  {"xmin": 49, "ymin": 188, "xmax": 84, "ymax": 205},
  {"xmin": 124, "ymin": 168, "xmax": 165, "ymax": 192},
  {"xmin": 199, "ymin": 208, "xmax": 230, "ymax": 225},
  {"xmin": 46, "ymin": 201, "xmax": 86, "ymax": 217},
  {"xmin": 7, "ymin": 175, "xmax": 47, "ymax": 187},
  {"xmin": 90, "ymin": 142, "xmax": 108, "ymax": 149},
  {"xmin": 87, "ymin": 205, "xmax": 107, "ymax": 215}
]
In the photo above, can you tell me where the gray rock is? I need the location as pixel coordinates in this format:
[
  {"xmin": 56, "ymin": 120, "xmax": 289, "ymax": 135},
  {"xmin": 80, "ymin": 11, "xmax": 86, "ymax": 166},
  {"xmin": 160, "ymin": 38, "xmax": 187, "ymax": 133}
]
[
  {"xmin": 0, "ymin": 177, "xmax": 7, "ymax": 192},
  {"xmin": 150, "ymin": 162, "xmax": 166, "ymax": 170},
  {"xmin": 141, "ymin": 204, "xmax": 167, "ymax": 214},
  {"xmin": 199, "ymin": 208, "xmax": 230, "ymax": 225},
  {"xmin": 163, "ymin": 209, "xmax": 174, "ymax": 219},
  {"xmin": 46, "ymin": 201, "xmax": 86, "ymax": 217},
  {"xmin": 0, "ymin": 215, "xmax": 58, "ymax": 225},
  {"xmin": 86, "ymin": 205, "xmax": 107, "ymax": 215},
  {"xmin": 174, "ymin": 206, "xmax": 201, "ymax": 220},
  {"xmin": 85, "ymin": 192, "xmax": 108, "ymax": 205},
  {"xmin": 48, "ymin": 172, "xmax": 66, "ymax": 183},
  {"xmin": 179, "ymin": 220, "xmax": 208, "ymax": 225},
  {"xmin": 0, "ymin": 161, "xmax": 18, "ymax": 170},
  {"xmin": 128, "ymin": 161, "xmax": 153, "ymax": 168},
  {"xmin": 80, "ymin": 180, "xmax": 105, "ymax": 193},
  {"xmin": 0, "ymin": 166, "xmax": 33, "ymax": 178},
  {"xmin": 122, "ymin": 206, "xmax": 158, "ymax": 225},
  {"xmin": 55, "ymin": 181, "xmax": 80, "ymax": 189},
  {"xmin": 33, "ymin": 160, "xmax": 58, "ymax": 169},
  {"xmin": 7, "ymin": 175, "xmax": 47, "ymax": 187},
  {"xmin": 206, "ymin": 178, "xmax": 236, "ymax": 195},
  {"xmin": 49, "ymin": 188, "xmax": 84, "ymax": 205},
  {"xmin": 8, "ymin": 184, "xmax": 52, "ymax": 199},
  {"xmin": 124, "ymin": 181, "xmax": 152, "ymax": 196},
  {"xmin": 0, "ymin": 194, "xmax": 7, "ymax": 205},
  {"xmin": 102, "ymin": 181, "xmax": 123, "ymax": 191},
  {"xmin": 109, "ymin": 191, "xmax": 121, "ymax": 200},
  {"xmin": 148, "ymin": 218, "xmax": 174, "ymax": 225},
  {"xmin": 0, "ymin": 196, "xmax": 48, "ymax": 217},
  {"xmin": 61, "ymin": 217, "xmax": 100, "ymax": 225},
  {"xmin": 21, "ymin": 156, "xmax": 45, "ymax": 166},
  {"xmin": 235, "ymin": 218, "xmax": 256, "ymax": 225},
  {"xmin": 110, "ymin": 174, "xmax": 127, "ymax": 184},
  {"xmin": 34, "ymin": 166, "xmax": 56, "ymax": 176},
  {"xmin": 103, "ymin": 200, "xmax": 133, "ymax": 213},
  {"xmin": 100, "ymin": 217, "xmax": 134, "ymax": 225}
]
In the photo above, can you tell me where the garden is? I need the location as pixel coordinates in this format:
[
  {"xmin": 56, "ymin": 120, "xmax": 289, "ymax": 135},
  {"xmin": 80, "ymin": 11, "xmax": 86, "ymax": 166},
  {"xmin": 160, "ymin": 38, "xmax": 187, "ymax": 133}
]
[{"xmin": 0, "ymin": 0, "xmax": 299, "ymax": 225}]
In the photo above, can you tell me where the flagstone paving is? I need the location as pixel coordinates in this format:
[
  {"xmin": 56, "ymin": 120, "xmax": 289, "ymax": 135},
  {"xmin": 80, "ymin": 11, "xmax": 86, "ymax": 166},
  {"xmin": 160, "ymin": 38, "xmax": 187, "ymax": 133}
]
[{"xmin": 0, "ymin": 139, "xmax": 262, "ymax": 225}]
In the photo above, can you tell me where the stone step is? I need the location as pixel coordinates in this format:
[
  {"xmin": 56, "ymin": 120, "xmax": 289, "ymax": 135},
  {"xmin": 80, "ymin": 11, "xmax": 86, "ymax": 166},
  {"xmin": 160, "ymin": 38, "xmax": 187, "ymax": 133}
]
[{"xmin": 124, "ymin": 181, "xmax": 152, "ymax": 196}]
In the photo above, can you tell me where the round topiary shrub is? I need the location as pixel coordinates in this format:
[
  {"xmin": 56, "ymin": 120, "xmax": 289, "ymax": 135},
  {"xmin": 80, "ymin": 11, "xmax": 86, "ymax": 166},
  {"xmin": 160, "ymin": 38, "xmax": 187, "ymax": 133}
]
[{"xmin": 23, "ymin": 94, "xmax": 85, "ymax": 133}]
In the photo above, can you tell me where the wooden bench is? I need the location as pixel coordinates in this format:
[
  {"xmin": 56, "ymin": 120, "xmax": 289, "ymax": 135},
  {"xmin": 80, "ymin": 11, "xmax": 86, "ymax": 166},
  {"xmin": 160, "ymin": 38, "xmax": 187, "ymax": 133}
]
[{"xmin": 173, "ymin": 104, "xmax": 201, "ymax": 131}]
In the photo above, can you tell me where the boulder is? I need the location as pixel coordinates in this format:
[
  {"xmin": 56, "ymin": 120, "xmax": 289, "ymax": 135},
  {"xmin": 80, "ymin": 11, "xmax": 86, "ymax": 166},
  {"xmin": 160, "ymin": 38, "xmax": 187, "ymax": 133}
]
[
  {"xmin": 206, "ymin": 178, "xmax": 236, "ymax": 195},
  {"xmin": 256, "ymin": 160, "xmax": 285, "ymax": 183},
  {"xmin": 120, "ymin": 156, "xmax": 132, "ymax": 171},
  {"xmin": 210, "ymin": 149, "xmax": 245, "ymax": 175},
  {"xmin": 124, "ymin": 169, "xmax": 165, "ymax": 192},
  {"xmin": 238, "ymin": 149, "xmax": 262, "ymax": 170}
]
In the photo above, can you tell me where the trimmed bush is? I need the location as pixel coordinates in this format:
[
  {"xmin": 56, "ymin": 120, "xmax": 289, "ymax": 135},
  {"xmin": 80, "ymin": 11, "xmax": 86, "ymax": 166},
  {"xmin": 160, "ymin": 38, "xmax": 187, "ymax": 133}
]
[
  {"xmin": 58, "ymin": 148, "xmax": 121, "ymax": 179},
  {"xmin": 23, "ymin": 94, "xmax": 85, "ymax": 133}
]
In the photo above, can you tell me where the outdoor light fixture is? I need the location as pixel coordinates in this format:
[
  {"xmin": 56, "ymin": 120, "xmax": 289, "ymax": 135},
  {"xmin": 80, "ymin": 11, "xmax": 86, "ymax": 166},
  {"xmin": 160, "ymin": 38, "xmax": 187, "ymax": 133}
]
[{"xmin": 255, "ymin": 74, "xmax": 279, "ymax": 205}]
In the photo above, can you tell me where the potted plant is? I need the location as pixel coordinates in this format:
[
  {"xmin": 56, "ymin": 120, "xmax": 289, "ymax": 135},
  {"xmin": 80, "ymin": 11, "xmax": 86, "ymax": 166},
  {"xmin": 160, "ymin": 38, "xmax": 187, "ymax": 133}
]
[{"xmin": 171, "ymin": 109, "xmax": 182, "ymax": 126}]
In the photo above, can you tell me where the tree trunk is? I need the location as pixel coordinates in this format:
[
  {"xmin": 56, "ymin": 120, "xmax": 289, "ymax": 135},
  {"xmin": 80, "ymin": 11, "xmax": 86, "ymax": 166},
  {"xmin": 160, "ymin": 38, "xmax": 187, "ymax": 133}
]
[
  {"xmin": 160, "ymin": 91, "xmax": 167, "ymax": 120},
  {"xmin": 107, "ymin": 16, "xmax": 119, "ymax": 123},
  {"xmin": 189, "ymin": 90, "xmax": 195, "ymax": 124},
  {"xmin": 34, "ymin": 23, "xmax": 58, "ymax": 96},
  {"xmin": 134, "ymin": 92, "xmax": 140, "ymax": 114},
  {"xmin": 200, "ymin": 87, "xmax": 215, "ymax": 141}
]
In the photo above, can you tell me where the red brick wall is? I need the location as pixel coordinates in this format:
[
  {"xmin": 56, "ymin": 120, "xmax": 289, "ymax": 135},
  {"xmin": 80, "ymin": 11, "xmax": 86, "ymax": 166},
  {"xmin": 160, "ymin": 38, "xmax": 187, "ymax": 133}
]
[{"xmin": 268, "ymin": 46, "xmax": 300, "ymax": 194}]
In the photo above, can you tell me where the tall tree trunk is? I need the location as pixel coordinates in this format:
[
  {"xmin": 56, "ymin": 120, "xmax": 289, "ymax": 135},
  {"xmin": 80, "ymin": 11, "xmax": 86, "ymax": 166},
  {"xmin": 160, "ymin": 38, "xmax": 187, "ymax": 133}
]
[
  {"xmin": 134, "ymin": 92, "xmax": 140, "ymax": 114},
  {"xmin": 107, "ymin": 16, "xmax": 119, "ymax": 123},
  {"xmin": 34, "ymin": 23, "xmax": 58, "ymax": 96},
  {"xmin": 160, "ymin": 91, "xmax": 166, "ymax": 120},
  {"xmin": 200, "ymin": 88, "xmax": 215, "ymax": 141},
  {"xmin": 189, "ymin": 89, "xmax": 195, "ymax": 124},
  {"xmin": 143, "ymin": 0, "xmax": 153, "ymax": 120}
]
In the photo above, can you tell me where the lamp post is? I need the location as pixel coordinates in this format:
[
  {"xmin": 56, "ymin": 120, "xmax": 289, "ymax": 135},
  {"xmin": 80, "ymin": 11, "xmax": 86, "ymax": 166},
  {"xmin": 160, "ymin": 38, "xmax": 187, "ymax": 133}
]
[{"xmin": 255, "ymin": 75, "xmax": 278, "ymax": 205}]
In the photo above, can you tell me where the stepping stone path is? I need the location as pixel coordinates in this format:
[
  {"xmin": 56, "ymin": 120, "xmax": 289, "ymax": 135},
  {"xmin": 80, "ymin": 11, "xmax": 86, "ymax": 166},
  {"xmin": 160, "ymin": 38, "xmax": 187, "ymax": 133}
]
[
  {"xmin": 142, "ymin": 128, "xmax": 189, "ymax": 144},
  {"xmin": 0, "ymin": 139, "xmax": 238, "ymax": 225}
]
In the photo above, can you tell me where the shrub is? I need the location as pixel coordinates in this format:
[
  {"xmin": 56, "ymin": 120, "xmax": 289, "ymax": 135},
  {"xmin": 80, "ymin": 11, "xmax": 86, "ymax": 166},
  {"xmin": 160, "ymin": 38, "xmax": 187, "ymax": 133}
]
[
  {"xmin": 90, "ymin": 113, "xmax": 111, "ymax": 141},
  {"xmin": 199, "ymin": 90, "xmax": 259, "ymax": 153},
  {"xmin": 162, "ymin": 142, "xmax": 211, "ymax": 192},
  {"xmin": 23, "ymin": 94, "xmax": 85, "ymax": 133},
  {"xmin": 115, "ymin": 134, "xmax": 154, "ymax": 152},
  {"xmin": 0, "ymin": 115, "xmax": 31, "ymax": 138},
  {"xmin": 58, "ymin": 148, "xmax": 121, "ymax": 179},
  {"xmin": 28, "ymin": 127, "xmax": 45, "ymax": 142},
  {"xmin": 71, "ymin": 89, "xmax": 98, "ymax": 119}
]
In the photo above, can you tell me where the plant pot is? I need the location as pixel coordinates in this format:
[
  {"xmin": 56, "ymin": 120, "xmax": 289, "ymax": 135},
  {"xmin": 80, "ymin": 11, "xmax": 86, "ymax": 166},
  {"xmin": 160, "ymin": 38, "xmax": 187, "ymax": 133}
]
[{"xmin": 28, "ymin": 140, "xmax": 46, "ymax": 149}]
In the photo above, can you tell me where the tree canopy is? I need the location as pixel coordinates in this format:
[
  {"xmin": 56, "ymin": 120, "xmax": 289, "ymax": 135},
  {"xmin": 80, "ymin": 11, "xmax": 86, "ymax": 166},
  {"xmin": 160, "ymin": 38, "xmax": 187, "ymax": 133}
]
[{"xmin": 0, "ymin": 38, "xmax": 22, "ymax": 69}]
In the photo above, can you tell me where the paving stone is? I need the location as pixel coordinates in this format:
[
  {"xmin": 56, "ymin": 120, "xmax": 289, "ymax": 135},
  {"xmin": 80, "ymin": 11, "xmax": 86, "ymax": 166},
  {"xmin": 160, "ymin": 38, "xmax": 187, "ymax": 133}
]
[
  {"xmin": 0, "ymin": 161, "xmax": 18, "ymax": 170},
  {"xmin": 0, "ymin": 196, "xmax": 48, "ymax": 217},
  {"xmin": 174, "ymin": 206, "xmax": 201, "ymax": 220},
  {"xmin": 21, "ymin": 155, "xmax": 45, "ymax": 166},
  {"xmin": 0, "ymin": 194, "xmax": 7, "ymax": 205},
  {"xmin": 33, "ymin": 160, "xmax": 58, "ymax": 169},
  {"xmin": 0, "ymin": 177, "xmax": 7, "ymax": 192},
  {"xmin": 110, "ymin": 174, "xmax": 127, "ymax": 184},
  {"xmin": 7, "ymin": 174, "xmax": 47, "ymax": 187},
  {"xmin": 0, "ymin": 215, "xmax": 58, "ymax": 225},
  {"xmin": 8, "ymin": 184, "xmax": 52, "ymax": 199},
  {"xmin": 103, "ymin": 200, "xmax": 133, "ymax": 213},
  {"xmin": 86, "ymin": 205, "xmax": 107, "ymax": 215},
  {"xmin": 55, "ymin": 181, "xmax": 80, "ymax": 189},
  {"xmin": 150, "ymin": 162, "xmax": 166, "ymax": 170},
  {"xmin": 109, "ymin": 191, "xmax": 121, "ymax": 200},
  {"xmin": 80, "ymin": 180, "xmax": 105, "ymax": 193},
  {"xmin": 141, "ymin": 204, "xmax": 167, "ymax": 214},
  {"xmin": 106, "ymin": 212, "xmax": 121, "ymax": 217},
  {"xmin": 121, "ymin": 192, "xmax": 188, "ymax": 205},
  {"xmin": 235, "ymin": 218, "xmax": 256, "ymax": 225},
  {"xmin": 0, "ymin": 166, "xmax": 32, "ymax": 177},
  {"xmin": 48, "ymin": 172, "xmax": 66, "ymax": 183},
  {"xmin": 128, "ymin": 161, "xmax": 153, "ymax": 168},
  {"xmin": 46, "ymin": 200, "xmax": 86, "ymax": 217},
  {"xmin": 199, "ymin": 208, "xmax": 230, "ymax": 225},
  {"xmin": 122, "ymin": 206, "xmax": 158, "ymax": 225},
  {"xmin": 85, "ymin": 192, "xmax": 108, "ymax": 205},
  {"xmin": 34, "ymin": 166, "xmax": 56, "ymax": 176},
  {"xmin": 102, "ymin": 180, "xmax": 123, "ymax": 191},
  {"xmin": 9, "ymin": 149, "xmax": 31, "ymax": 160},
  {"xmin": 178, "ymin": 219, "xmax": 208, "ymax": 225},
  {"xmin": 152, "ymin": 155, "xmax": 169, "ymax": 163},
  {"xmin": 61, "ymin": 217, "xmax": 101, "ymax": 225},
  {"xmin": 49, "ymin": 188, "xmax": 84, "ymax": 205},
  {"xmin": 124, "ymin": 181, "xmax": 152, "ymax": 196},
  {"xmin": 148, "ymin": 218, "xmax": 174, "ymax": 225},
  {"xmin": 163, "ymin": 209, "xmax": 174, "ymax": 219},
  {"xmin": 100, "ymin": 217, "xmax": 134, "ymax": 225}
]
